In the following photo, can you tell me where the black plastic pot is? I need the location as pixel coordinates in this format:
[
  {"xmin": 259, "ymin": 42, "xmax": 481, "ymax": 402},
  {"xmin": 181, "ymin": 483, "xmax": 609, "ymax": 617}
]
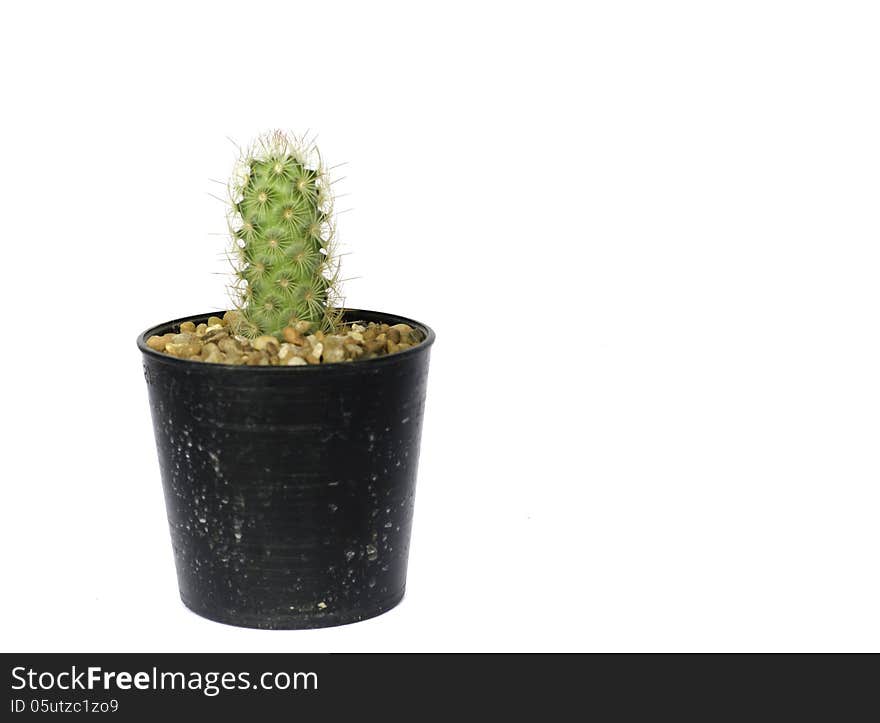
[{"xmin": 137, "ymin": 309, "xmax": 434, "ymax": 629}]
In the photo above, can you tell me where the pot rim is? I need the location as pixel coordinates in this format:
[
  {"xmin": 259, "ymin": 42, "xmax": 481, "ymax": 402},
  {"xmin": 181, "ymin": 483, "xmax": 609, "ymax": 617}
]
[{"xmin": 137, "ymin": 307, "xmax": 435, "ymax": 371}]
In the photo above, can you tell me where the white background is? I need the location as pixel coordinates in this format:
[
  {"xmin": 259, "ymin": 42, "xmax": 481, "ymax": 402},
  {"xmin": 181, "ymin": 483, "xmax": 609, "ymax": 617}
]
[{"xmin": 1, "ymin": 1, "xmax": 878, "ymax": 652}]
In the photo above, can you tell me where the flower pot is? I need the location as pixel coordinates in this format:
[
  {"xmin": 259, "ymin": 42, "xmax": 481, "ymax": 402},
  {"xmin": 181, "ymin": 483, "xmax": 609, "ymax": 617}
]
[{"xmin": 137, "ymin": 309, "xmax": 435, "ymax": 629}]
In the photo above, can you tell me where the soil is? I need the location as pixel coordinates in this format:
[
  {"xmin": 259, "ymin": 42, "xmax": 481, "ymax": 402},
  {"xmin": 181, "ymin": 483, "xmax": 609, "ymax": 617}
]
[{"xmin": 146, "ymin": 311, "xmax": 423, "ymax": 366}]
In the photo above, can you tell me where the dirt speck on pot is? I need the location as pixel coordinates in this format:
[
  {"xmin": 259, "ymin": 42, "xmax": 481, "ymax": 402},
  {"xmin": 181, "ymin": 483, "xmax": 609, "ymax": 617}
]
[{"xmin": 146, "ymin": 312, "xmax": 423, "ymax": 366}]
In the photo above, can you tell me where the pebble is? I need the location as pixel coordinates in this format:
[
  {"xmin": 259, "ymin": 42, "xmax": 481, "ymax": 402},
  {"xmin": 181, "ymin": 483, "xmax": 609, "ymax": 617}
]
[
  {"xmin": 365, "ymin": 334, "xmax": 385, "ymax": 354},
  {"xmin": 344, "ymin": 343, "xmax": 364, "ymax": 359},
  {"xmin": 166, "ymin": 341, "xmax": 201, "ymax": 357},
  {"xmin": 307, "ymin": 341, "xmax": 324, "ymax": 365},
  {"xmin": 253, "ymin": 335, "xmax": 280, "ymax": 353},
  {"xmin": 146, "ymin": 315, "xmax": 423, "ymax": 365},
  {"xmin": 323, "ymin": 336, "xmax": 345, "ymax": 363},
  {"xmin": 282, "ymin": 326, "xmax": 304, "ymax": 344},
  {"xmin": 146, "ymin": 335, "xmax": 167, "ymax": 351},
  {"xmin": 201, "ymin": 342, "xmax": 220, "ymax": 358},
  {"xmin": 217, "ymin": 337, "xmax": 240, "ymax": 354}
]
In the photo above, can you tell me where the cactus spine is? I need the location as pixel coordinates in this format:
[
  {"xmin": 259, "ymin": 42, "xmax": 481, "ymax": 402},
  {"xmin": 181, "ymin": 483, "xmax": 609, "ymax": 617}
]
[{"xmin": 227, "ymin": 131, "xmax": 341, "ymax": 338}]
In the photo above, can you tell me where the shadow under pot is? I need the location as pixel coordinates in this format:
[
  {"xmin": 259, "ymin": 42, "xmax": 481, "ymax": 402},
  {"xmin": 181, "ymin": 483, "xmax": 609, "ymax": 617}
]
[{"xmin": 137, "ymin": 308, "xmax": 435, "ymax": 629}]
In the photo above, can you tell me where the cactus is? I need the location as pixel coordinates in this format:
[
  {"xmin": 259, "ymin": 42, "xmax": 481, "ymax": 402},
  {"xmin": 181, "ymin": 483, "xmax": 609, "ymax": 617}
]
[{"xmin": 227, "ymin": 131, "xmax": 341, "ymax": 338}]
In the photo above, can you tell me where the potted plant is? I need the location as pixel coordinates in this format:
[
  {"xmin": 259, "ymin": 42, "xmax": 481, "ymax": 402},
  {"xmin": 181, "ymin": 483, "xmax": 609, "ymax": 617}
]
[{"xmin": 137, "ymin": 131, "xmax": 434, "ymax": 629}]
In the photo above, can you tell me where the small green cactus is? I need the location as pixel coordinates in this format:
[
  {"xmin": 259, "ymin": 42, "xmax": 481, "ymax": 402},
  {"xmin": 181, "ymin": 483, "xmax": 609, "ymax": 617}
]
[{"xmin": 227, "ymin": 130, "xmax": 341, "ymax": 338}]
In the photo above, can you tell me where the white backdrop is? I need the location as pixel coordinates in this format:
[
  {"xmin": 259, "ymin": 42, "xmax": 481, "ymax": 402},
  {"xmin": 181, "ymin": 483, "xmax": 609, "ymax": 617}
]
[{"xmin": 1, "ymin": 1, "xmax": 879, "ymax": 652}]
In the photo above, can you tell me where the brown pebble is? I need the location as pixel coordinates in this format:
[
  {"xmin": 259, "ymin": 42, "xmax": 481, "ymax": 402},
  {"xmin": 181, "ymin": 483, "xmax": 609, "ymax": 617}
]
[
  {"xmin": 146, "ymin": 335, "xmax": 167, "ymax": 352},
  {"xmin": 282, "ymin": 326, "xmax": 304, "ymax": 344},
  {"xmin": 344, "ymin": 343, "xmax": 364, "ymax": 359},
  {"xmin": 166, "ymin": 342, "xmax": 201, "ymax": 357},
  {"xmin": 172, "ymin": 333, "xmax": 196, "ymax": 345},
  {"xmin": 200, "ymin": 342, "xmax": 219, "ymax": 359},
  {"xmin": 306, "ymin": 341, "xmax": 323, "ymax": 364},
  {"xmin": 253, "ymin": 335, "xmax": 280, "ymax": 353},
  {"xmin": 365, "ymin": 333, "xmax": 386, "ymax": 354},
  {"xmin": 217, "ymin": 337, "xmax": 240, "ymax": 354},
  {"xmin": 323, "ymin": 336, "xmax": 346, "ymax": 363},
  {"xmin": 203, "ymin": 328, "xmax": 228, "ymax": 343},
  {"xmin": 150, "ymin": 315, "xmax": 421, "ymax": 364}
]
